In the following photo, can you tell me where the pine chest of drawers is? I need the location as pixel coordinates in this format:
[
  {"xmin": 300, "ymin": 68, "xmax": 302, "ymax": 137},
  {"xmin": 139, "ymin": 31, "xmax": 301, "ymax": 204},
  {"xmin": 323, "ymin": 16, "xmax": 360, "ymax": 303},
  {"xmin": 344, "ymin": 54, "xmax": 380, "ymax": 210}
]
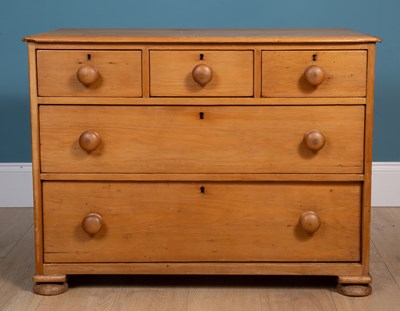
[{"xmin": 23, "ymin": 29, "xmax": 380, "ymax": 296}]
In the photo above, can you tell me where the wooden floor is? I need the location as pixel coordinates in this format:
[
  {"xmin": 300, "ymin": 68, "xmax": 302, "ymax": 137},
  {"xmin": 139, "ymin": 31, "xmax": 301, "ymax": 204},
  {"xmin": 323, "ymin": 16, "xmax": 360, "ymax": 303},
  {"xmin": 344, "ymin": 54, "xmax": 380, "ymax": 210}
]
[{"xmin": 0, "ymin": 207, "xmax": 399, "ymax": 310}]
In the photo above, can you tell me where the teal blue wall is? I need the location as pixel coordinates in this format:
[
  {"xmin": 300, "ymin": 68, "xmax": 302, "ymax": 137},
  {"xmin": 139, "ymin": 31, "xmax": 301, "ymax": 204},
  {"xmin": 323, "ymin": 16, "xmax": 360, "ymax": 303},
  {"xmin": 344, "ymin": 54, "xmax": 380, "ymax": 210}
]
[{"xmin": 0, "ymin": 0, "xmax": 395, "ymax": 161}]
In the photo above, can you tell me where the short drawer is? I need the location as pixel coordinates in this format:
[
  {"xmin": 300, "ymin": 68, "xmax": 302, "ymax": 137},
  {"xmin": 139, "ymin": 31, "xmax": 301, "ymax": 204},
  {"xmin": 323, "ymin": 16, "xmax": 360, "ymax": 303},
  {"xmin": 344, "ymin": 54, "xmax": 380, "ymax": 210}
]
[
  {"xmin": 262, "ymin": 50, "xmax": 367, "ymax": 97},
  {"xmin": 150, "ymin": 50, "xmax": 253, "ymax": 96},
  {"xmin": 43, "ymin": 181, "xmax": 361, "ymax": 263},
  {"xmin": 39, "ymin": 105, "xmax": 364, "ymax": 174},
  {"xmin": 37, "ymin": 50, "xmax": 142, "ymax": 97}
]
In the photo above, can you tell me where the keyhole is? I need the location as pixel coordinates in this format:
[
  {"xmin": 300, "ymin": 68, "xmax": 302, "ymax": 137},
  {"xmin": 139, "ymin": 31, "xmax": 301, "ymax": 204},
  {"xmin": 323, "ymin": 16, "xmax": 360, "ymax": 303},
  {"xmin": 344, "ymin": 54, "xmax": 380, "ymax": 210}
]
[
  {"xmin": 199, "ymin": 112, "xmax": 204, "ymax": 119},
  {"xmin": 87, "ymin": 54, "xmax": 92, "ymax": 61},
  {"xmin": 312, "ymin": 54, "xmax": 317, "ymax": 61},
  {"xmin": 200, "ymin": 186, "xmax": 205, "ymax": 194},
  {"xmin": 200, "ymin": 53, "xmax": 204, "ymax": 60}
]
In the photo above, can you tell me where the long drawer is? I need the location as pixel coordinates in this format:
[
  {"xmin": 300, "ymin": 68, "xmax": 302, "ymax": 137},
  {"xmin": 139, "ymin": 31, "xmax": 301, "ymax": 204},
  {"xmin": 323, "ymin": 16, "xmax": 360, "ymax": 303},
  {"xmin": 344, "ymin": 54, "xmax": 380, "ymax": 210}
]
[
  {"xmin": 39, "ymin": 105, "xmax": 365, "ymax": 174},
  {"xmin": 43, "ymin": 181, "xmax": 361, "ymax": 263}
]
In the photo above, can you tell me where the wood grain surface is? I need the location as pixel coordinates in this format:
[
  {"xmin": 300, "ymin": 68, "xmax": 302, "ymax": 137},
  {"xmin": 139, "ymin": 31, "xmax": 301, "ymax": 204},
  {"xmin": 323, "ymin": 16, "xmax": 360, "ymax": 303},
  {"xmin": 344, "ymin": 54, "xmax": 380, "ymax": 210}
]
[
  {"xmin": 23, "ymin": 28, "xmax": 381, "ymax": 43},
  {"xmin": 37, "ymin": 50, "xmax": 142, "ymax": 97},
  {"xmin": 42, "ymin": 181, "xmax": 361, "ymax": 263},
  {"xmin": 39, "ymin": 105, "xmax": 365, "ymax": 174},
  {"xmin": 262, "ymin": 50, "xmax": 367, "ymax": 97},
  {"xmin": 150, "ymin": 50, "xmax": 253, "ymax": 97}
]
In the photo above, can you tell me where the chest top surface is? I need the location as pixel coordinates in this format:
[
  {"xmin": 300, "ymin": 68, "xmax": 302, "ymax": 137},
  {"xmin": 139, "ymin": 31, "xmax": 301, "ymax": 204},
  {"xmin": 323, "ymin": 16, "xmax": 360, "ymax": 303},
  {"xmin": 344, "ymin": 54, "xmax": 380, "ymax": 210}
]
[{"xmin": 23, "ymin": 28, "xmax": 381, "ymax": 43}]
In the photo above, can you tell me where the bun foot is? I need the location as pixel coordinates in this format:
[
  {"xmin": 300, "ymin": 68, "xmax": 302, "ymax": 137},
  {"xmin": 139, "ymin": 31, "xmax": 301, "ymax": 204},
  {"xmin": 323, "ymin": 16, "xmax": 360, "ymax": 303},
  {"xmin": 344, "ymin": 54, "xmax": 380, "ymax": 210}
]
[
  {"xmin": 33, "ymin": 282, "xmax": 68, "ymax": 295},
  {"xmin": 337, "ymin": 284, "xmax": 372, "ymax": 297},
  {"xmin": 32, "ymin": 274, "xmax": 68, "ymax": 295},
  {"xmin": 337, "ymin": 274, "xmax": 372, "ymax": 297}
]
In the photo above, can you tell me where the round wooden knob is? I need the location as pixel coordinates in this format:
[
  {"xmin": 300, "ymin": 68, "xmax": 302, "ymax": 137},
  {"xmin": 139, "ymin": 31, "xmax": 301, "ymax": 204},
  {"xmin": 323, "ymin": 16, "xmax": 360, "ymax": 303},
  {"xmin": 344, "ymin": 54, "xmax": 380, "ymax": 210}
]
[
  {"xmin": 192, "ymin": 64, "xmax": 213, "ymax": 86},
  {"xmin": 82, "ymin": 213, "xmax": 103, "ymax": 235},
  {"xmin": 304, "ymin": 65, "xmax": 325, "ymax": 86},
  {"xmin": 77, "ymin": 65, "xmax": 99, "ymax": 86},
  {"xmin": 79, "ymin": 130, "xmax": 101, "ymax": 152},
  {"xmin": 304, "ymin": 130, "xmax": 325, "ymax": 151},
  {"xmin": 299, "ymin": 211, "xmax": 321, "ymax": 234}
]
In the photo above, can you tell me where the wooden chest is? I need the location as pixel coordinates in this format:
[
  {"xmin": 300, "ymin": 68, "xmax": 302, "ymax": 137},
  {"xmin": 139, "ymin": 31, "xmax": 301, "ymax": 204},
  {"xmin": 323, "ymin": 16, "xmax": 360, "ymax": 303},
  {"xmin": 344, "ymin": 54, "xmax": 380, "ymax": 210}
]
[{"xmin": 23, "ymin": 29, "xmax": 380, "ymax": 296}]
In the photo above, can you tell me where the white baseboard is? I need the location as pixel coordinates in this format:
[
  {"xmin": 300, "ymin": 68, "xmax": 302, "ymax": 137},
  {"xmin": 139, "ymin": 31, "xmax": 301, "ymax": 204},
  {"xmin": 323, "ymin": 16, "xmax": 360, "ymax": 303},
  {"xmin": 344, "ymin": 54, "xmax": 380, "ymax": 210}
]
[
  {"xmin": 0, "ymin": 162, "xmax": 399, "ymax": 207},
  {"xmin": 371, "ymin": 162, "xmax": 400, "ymax": 207},
  {"xmin": 0, "ymin": 163, "xmax": 33, "ymax": 207}
]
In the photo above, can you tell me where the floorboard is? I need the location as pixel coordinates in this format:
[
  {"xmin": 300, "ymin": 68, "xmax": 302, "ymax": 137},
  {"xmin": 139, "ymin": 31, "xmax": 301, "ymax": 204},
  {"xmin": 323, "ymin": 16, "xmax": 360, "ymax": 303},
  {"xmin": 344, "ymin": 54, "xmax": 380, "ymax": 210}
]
[
  {"xmin": 371, "ymin": 207, "xmax": 400, "ymax": 289},
  {"xmin": 0, "ymin": 226, "xmax": 43, "ymax": 311},
  {"xmin": 331, "ymin": 242, "xmax": 400, "ymax": 311},
  {"xmin": 0, "ymin": 207, "xmax": 399, "ymax": 310},
  {"xmin": 0, "ymin": 208, "xmax": 32, "ymax": 258}
]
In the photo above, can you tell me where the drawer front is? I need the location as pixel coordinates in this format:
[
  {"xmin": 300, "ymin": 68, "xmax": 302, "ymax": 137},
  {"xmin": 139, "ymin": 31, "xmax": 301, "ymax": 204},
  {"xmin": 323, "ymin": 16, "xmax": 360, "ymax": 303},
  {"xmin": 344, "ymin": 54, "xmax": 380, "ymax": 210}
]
[
  {"xmin": 262, "ymin": 51, "xmax": 367, "ymax": 97},
  {"xmin": 150, "ymin": 50, "xmax": 253, "ymax": 97},
  {"xmin": 43, "ymin": 181, "xmax": 361, "ymax": 263},
  {"xmin": 37, "ymin": 50, "xmax": 142, "ymax": 97},
  {"xmin": 39, "ymin": 105, "xmax": 364, "ymax": 174}
]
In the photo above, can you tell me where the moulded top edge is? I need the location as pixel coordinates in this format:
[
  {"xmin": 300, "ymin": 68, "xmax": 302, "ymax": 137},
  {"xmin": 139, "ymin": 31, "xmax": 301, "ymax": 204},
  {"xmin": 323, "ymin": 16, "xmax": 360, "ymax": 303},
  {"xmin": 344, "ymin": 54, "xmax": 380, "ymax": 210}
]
[{"xmin": 23, "ymin": 28, "xmax": 382, "ymax": 44}]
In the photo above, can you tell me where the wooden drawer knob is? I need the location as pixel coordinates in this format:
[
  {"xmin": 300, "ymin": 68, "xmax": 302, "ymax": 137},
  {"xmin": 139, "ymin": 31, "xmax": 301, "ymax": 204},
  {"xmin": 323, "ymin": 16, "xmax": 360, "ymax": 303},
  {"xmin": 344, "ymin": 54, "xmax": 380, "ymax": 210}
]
[
  {"xmin": 299, "ymin": 211, "xmax": 321, "ymax": 234},
  {"xmin": 192, "ymin": 64, "xmax": 213, "ymax": 86},
  {"xmin": 304, "ymin": 65, "xmax": 325, "ymax": 86},
  {"xmin": 77, "ymin": 65, "xmax": 99, "ymax": 86},
  {"xmin": 82, "ymin": 213, "xmax": 103, "ymax": 235},
  {"xmin": 304, "ymin": 130, "xmax": 325, "ymax": 151},
  {"xmin": 79, "ymin": 130, "xmax": 101, "ymax": 152}
]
